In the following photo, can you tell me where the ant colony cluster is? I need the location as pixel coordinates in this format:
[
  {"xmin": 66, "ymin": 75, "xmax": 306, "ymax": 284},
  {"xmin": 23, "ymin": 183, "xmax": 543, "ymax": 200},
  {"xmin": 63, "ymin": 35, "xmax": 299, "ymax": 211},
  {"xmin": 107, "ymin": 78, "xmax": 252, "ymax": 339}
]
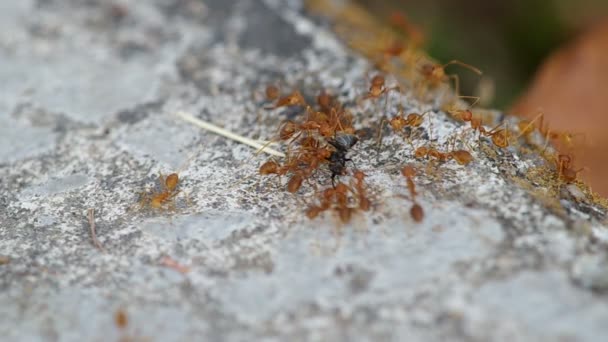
[
  {"xmin": 137, "ymin": 5, "xmax": 596, "ymax": 229},
  {"xmin": 252, "ymin": 6, "xmax": 594, "ymax": 225}
]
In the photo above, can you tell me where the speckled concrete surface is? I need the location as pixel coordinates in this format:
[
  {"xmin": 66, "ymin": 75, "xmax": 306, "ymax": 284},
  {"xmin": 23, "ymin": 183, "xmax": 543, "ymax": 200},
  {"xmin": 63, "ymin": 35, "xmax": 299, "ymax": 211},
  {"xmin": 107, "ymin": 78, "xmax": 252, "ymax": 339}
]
[{"xmin": 1, "ymin": 1, "xmax": 608, "ymax": 341}]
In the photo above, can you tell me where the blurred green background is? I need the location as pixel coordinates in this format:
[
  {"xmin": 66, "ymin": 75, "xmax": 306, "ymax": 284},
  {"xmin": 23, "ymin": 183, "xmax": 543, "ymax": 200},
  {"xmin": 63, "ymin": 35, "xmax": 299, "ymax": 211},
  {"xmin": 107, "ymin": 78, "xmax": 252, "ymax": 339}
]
[{"xmin": 355, "ymin": 0, "xmax": 608, "ymax": 109}]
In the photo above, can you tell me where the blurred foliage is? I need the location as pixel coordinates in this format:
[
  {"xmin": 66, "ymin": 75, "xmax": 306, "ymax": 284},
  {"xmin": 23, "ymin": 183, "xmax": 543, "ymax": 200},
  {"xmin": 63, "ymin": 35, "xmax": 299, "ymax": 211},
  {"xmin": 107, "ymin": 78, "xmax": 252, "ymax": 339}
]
[{"xmin": 355, "ymin": 0, "xmax": 608, "ymax": 109}]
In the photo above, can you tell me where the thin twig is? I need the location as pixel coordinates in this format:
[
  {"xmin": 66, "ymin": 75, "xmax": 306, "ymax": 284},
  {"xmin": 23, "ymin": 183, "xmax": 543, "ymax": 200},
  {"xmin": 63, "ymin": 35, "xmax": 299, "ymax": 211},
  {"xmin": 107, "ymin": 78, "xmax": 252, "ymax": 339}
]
[
  {"xmin": 87, "ymin": 208, "xmax": 105, "ymax": 251},
  {"xmin": 174, "ymin": 111, "xmax": 286, "ymax": 158}
]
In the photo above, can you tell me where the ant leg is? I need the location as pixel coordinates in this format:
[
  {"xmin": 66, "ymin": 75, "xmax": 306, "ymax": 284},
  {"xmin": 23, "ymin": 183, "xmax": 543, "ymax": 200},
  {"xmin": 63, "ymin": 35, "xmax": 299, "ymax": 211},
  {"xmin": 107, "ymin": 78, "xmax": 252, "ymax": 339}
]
[
  {"xmin": 376, "ymin": 118, "xmax": 387, "ymax": 149},
  {"xmin": 449, "ymin": 74, "xmax": 461, "ymax": 98},
  {"xmin": 345, "ymin": 158, "xmax": 358, "ymax": 171},
  {"xmin": 457, "ymin": 95, "xmax": 481, "ymax": 108},
  {"xmin": 487, "ymin": 121, "xmax": 505, "ymax": 136},
  {"xmin": 157, "ymin": 172, "xmax": 167, "ymax": 192},
  {"xmin": 541, "ymin": 127, "xmax": 552, "ymax": 154},
  {"xmin": 138, "ymin": 192, "xmax": 150, "ymax": 209},
  {"xmin": 516, "ymin": 112, "xmax": 544, "ymax": 139}
]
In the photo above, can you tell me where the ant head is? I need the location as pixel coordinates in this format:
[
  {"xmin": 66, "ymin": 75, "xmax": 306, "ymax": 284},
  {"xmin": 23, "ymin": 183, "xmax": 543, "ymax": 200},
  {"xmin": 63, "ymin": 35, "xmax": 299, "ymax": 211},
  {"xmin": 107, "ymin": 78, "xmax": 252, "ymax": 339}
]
[
  {"xmin": 265, "ymin": 85, "xmax": 280, "ymax": 100},
  {"xmin": 384, "ymin": 40, "xmax": 404, "ymax": 56},
  {"xmin": 420, "ymin": 63, "xmax": 439, "ymax": 78},
  {"xmin": 461, "ymin": 110, "xmax": 473, "ymax": 121},
  {"xmin": 371, "ymin": 75, "xmax": 385, "ymax": 86},
  {"xmin": 390, "ymin": 116, "xmax": 407, "ymax": 131},
  {"xmin": 557, "ymin": 154, "xmax": 572, "ymax": 164},
  {"xmin": 410, "ymin": 203, "xmax": 424, "ymax": 222},
  {"xmin": 259, "ymin": 160, "xmax": 279, "ymax": 175},
  {"xmin": 317, "ymin": 91, "xmax": 332, "ymax": 108},
  {"xmin": 406, "ymin": 113, "xmax": 425, "ymax": 127},
  {"xmin": 402, "ymin": 165, "xmax": 416, "ymax": 178},
  {"xmin": 415, "ymin": 146, "xmax": 428, "ymax": 158}
]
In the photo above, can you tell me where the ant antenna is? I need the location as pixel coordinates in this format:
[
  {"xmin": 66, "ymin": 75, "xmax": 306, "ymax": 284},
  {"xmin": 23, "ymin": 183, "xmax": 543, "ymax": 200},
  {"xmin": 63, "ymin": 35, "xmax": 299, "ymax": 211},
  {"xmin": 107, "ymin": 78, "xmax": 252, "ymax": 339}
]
[
  {"xmin": 457, "ymin": 95, "xmax": 481, "ymax": 108},
  {"xmin": 516, "ymin": 112, "xmax": 544, "ymax": 139},
  {"xmin": 174, "ymin": 111, "xmax": 286, "ymax": 158},
  {"xmin": 443, "ymin": 60, "xmax": 483, "ymax": 75}
]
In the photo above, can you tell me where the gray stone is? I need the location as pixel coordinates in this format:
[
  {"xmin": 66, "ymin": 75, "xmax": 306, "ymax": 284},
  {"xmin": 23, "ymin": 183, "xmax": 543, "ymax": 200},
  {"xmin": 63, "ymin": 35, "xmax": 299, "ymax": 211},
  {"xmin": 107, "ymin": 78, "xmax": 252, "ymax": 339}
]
[{"xmin": 1, "ymin": 0, "xmax": 608, "ymax": 341}]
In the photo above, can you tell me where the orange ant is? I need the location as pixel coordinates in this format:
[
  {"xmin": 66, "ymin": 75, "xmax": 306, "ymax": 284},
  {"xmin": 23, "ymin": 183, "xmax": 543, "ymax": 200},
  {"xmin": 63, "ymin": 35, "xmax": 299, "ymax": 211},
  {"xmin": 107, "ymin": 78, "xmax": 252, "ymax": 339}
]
[
  {"xmin": 415, "ymin": 146, "xmax": 450, "ymax": 162},
  {"xmin": 140, "ymin": 173, "xmax": 181, "ymax": 210},
  {"xmin": 266, "ymin": 90, "xmax": 308, "ymax": 109},
  {"xmin": 389, "ymin": 110, "xmax": 428, "ymax": 131},
  {"xmin": 259, "ymin": 158, "xmax": 297, "ymax": 186},
  {"xmin": 517, "ymin": 112, "xmax": 586, "ymax": 151},
  {"xmin": 265, "ymin": 84, "xmax": 280, "ymax": 101},
  {"xmin": 306, "ymin": 186, "xmax": 334, "ymax": 220},
  {"xmin": 553, "ymin": 154, "xmax": 585, "ymax": 183},
  {"xmin": 115, "ymin": 309, "xmax": 128, "ymax": 329},
  {"xmin": 381, "ymin": 40, "xmax": 406, "ymax": 60},
  {"xmin": 317, "ymin": 90, "xmax": 336, "ymax": 113},
  {"xmin": 489, "ymin": 127, "xmax": 510, "ymax": 148},
  {"xmin": 376, "ymin": 108, "xmax": 429, "ymax": 150},
  {"xmin": 389, "ymin": 11, "xmax": 425, "ymax": 47},
  {"xmin": 276, "ymin": 90, "xmax": 307, "ymax": 108},
  {"xmin": 287, "ymin": 173, "xmax": 305, "ymax": 193},
  {"xmin": 470, "ymin": 121, "xmax": 511, "ymax": 148},
  {"xmin": 259, "ymin": 160, "xmax": 287, "ymax": 176},
  {"xmin": 361, "ymin": 75, "xmax": 400, "ymax": 103},
  {"xmin": 414, "ymin": 146, "xmax": 474, "ymax": 165},
  {"xmin": 305, "ymin": 181, "xmax": 360, "ymax": 223},
  {"xmin": 334, "ymin": 182, "xmax": 356, "ymax": 223},
  {"xmin": 401, "ymin": 166, "xmax": 417, "ymax": 198},
  {"xmin": 419, "ymin": 60, "xmax": 482, "ymax": 96},
  {"xmin": 401, "ymin": 165, "xmax": 424, "ymax": 223},
  {"xmin": 352, "ymin": 170, "xmax": 371, "ymax": 211},
  {"xmin": 451, "ymin": 106, "xmax": 511, "ymax": 148}
]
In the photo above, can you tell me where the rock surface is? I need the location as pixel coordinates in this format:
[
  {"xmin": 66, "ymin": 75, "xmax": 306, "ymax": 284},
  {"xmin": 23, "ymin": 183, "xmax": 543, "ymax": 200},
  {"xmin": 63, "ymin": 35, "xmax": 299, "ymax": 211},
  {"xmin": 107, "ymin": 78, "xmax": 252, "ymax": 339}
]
[{"xmin": 1, "ymin": 1, "xmax": 607, "ymax": 341}]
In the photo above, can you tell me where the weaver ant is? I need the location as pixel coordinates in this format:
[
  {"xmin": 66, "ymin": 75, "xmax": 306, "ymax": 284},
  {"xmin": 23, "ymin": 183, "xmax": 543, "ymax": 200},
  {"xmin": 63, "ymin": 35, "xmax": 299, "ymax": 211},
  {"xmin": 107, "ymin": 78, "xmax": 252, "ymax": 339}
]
[
  {"xmin": 326, "ymin": 182, "xmax": 356, "ymax": 223},
  {"xmin": 451, "ymin": 109, "xmax": 511, "ymax": 149},
  {"xmin": 264, "ymin": 89, "xmax": 308, "ymax": 110},
  {"xmin": 139, "ymin": 172, "xmax": 181, "ymax": 210},
  {"xmin": 414, "ymin": 146, "xmax": 474, "ymax": 165},
  {"xmin": 389, "ymin": 110, "xmax": 428, "ymax": 131},
  {"xmin": 265, "ymin": 84, "xmax": 280, "ymax": 101},
  {"xmin": 287, "ymin": 173, "xmax": 305, "ymax": 193},
  {"xmin": 420, "ymin": 60, "xmax": 482, "ymax": 93},
  {"xmin": 361, "ymin": 75, "xmax": 401, "ymax": 103},
  {"xmin": 352, "ymin": 170, "xmax": 371, "ymax": 211},
  {"xmin": 401, "ymin": 165, "xmax": 424, "ymax": 223},
  {"xmin": 389, "ymin": 11, "xmax": 425, "ymax": 47},
  {"xmin": 553, "ymin": 154, "xmax": 585, "ymax": 183},
  {"xmin": 517, "ymin": 112, "xmax": 586, "ymax": 151},
  {"xmin": 307, "ymin": 182, "xmax": 358, "ymax": 223}
]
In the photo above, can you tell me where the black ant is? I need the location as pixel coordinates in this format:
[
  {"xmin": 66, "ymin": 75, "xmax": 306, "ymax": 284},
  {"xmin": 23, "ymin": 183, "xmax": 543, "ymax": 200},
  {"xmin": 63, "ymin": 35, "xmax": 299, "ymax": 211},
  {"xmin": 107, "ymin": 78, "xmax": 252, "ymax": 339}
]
[{"xmin": 327, "ymin": 134, "xmax": 358, "ymax": 186}]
